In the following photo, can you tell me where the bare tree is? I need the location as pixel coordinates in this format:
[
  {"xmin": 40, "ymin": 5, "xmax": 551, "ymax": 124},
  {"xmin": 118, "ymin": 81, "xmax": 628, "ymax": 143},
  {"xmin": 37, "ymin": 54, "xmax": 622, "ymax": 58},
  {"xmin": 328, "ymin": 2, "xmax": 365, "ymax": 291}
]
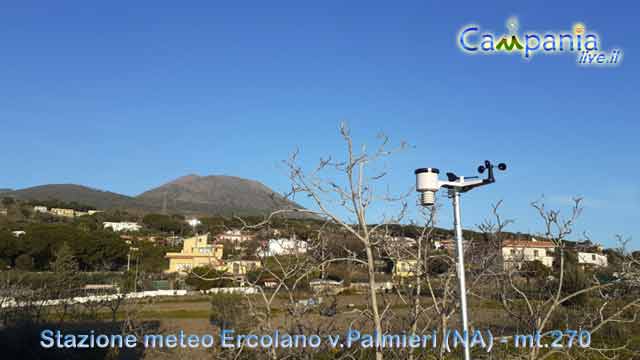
[
  {"xmin": 488, "ymin": 198, "xmax": 640, "ymax": 359},
  {"xmin": 282, "ymin": 123, "xmax": 412, "ymax": 359},
  {"xmin": 186, "ymin": 126, "xmax": 639, "ymax": 360}
]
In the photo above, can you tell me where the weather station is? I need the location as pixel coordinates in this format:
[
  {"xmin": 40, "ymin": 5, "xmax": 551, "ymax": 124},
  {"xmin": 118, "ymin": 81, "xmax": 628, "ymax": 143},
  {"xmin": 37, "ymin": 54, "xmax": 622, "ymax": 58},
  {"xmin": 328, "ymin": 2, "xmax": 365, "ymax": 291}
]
[{"xmin": 415, "ymin": 160, "xmax": 507, "ymax": 360}]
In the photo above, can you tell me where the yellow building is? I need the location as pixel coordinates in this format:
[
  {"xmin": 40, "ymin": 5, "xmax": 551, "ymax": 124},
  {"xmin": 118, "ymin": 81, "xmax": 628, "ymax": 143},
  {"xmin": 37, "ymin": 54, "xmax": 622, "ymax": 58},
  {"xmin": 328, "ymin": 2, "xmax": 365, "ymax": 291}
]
[
  {"xmin": 50, "ymin": 208, "xmax": 76, "ymax": 218},
  {"xmin": 393, "ymin": 259, "xmax": 418, "ymax": 279},
  {"xmin": 166, "ymin": 234, "xmax": 224, "ymax": 273}
]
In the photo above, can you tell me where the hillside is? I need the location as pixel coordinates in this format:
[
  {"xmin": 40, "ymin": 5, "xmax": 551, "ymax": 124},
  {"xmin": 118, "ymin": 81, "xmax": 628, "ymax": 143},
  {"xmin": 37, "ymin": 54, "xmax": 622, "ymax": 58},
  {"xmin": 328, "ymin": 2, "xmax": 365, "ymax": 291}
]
[
  {"xmin": 1, "ymin": 175, "xmax": 305, "ymax": 217},
  {"xmin": 136, "ymin": 174, "xmax": 303, "ymax": 216},
  {"xmin": 4, "ymin": 184, "xmax": 148, "ymax": 210}
]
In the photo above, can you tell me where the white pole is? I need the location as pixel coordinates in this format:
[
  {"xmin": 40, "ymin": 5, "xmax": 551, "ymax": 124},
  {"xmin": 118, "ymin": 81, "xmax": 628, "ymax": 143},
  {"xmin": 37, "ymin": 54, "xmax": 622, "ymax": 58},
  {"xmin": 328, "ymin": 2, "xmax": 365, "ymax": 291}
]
[{"xmin": 452, "ymin": 189, "xmax": 471, "ymax": 360}]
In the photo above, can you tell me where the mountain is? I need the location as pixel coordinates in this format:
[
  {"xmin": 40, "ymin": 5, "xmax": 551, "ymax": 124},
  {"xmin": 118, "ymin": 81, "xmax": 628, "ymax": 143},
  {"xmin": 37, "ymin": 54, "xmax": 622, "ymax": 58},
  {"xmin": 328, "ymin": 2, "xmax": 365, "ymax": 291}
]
[
  {"xmin": 4, "ymin": 184, "xmax": 147, "ymax": 210},
  {"xmin": 2, "ymin": 175, "xmax": 305, "ymax": 217},
  {"xmin": 136, "ymin": 174, "xmax": 303, "ymax": 216}
]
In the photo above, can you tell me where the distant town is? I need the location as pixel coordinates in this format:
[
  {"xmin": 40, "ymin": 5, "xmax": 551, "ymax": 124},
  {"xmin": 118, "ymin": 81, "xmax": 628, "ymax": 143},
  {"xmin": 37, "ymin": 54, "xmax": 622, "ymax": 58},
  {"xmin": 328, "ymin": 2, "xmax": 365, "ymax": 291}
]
[{"xmin": 0, "ymin": 199, "xmax": 616, "ymax": 290}]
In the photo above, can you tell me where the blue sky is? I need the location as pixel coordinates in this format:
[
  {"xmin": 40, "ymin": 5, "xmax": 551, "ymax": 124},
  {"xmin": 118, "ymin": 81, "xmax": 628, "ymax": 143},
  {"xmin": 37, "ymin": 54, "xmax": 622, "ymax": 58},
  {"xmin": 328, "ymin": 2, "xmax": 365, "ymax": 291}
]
[{"xmin": 1, "ymin": 1, "xmax": 637, "ymax": 249}]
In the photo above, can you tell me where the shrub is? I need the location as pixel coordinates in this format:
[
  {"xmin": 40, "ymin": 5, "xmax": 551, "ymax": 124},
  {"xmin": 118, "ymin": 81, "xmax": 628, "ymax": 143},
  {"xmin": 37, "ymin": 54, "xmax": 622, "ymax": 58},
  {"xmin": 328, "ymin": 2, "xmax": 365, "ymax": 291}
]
[
  {"xmin": 185, "ymin": 267, "xmax": 232, "ymax": 290},
  {"xmin": 210, "ymin": 293, "xmax": 247, "ymax": 331},
  {"xmin": 15, "ymin": 254, "xmax": 34, "ymax": 271}
]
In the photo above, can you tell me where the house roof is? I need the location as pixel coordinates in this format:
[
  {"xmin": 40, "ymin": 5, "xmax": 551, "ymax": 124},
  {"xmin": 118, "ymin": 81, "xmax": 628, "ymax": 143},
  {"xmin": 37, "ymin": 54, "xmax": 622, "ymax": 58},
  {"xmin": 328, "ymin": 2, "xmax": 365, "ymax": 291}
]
[{"xmin": 502, "ymin": 240, "xmax": 555, "ymax": 248}]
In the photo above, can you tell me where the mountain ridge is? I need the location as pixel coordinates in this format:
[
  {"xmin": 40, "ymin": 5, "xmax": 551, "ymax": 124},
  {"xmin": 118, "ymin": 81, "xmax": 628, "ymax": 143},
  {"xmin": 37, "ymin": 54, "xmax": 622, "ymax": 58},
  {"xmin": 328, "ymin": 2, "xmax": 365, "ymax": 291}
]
[
  {"xmin": 1, "ymin": 175, "xmax": 304, "ymax": 217},
  {"xmin": 137, "ymin": 174, "xmax": 301, "ymax": 216}
]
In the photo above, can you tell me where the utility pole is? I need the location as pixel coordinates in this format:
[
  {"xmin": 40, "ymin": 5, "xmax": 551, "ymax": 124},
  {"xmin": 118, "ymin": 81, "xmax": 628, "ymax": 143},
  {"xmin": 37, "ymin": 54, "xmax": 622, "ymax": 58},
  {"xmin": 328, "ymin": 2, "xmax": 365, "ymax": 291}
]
[
  {"xmin": 415, "ymin": 160, "xmax": 507, "ymax": 360},
  {"xmin": 127, "ymin": 247, "xmax": 139, "ymax": 290},
  {"xmin": 134, "ymin": 249, "xmax": 140, "ymax": 293}
]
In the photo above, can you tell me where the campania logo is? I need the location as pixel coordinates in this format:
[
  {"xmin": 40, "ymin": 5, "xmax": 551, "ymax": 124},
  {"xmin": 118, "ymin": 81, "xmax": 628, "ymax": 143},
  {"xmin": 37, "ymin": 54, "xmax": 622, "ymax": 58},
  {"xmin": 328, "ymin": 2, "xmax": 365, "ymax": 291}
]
[{"xmin": 457, "ymin": 17, "xmax": 623, "ymax": 66}]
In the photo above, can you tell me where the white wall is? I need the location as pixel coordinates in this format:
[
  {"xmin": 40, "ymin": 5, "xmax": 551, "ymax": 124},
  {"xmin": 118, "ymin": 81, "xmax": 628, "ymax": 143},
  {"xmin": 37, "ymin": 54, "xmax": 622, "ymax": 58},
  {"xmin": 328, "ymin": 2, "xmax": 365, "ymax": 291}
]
[
  {"xmin": 577, "ymin": 252, "xmax": 608, "ymax": 267},
  {"xmin": 259, "ymin": 239, "xmax": 308, "ymax": 257},
  {"xmin": 502, "ymin": 246, "xmax": 554, "ymax": 268},
  {"xmin": 103, "ymin": 222, "xmax": 141, "ymax": 232}
]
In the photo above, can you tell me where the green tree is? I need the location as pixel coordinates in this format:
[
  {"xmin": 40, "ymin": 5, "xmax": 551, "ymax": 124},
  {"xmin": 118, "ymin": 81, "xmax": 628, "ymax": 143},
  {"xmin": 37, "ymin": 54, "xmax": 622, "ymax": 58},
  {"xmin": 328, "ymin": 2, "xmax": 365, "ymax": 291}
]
[
  {"xmin": 21, "ymin": 224, "xmax": 78, "ymax": 270},
  {"xmin": 558, "ymin": 251, "xmax": 590, "ymax": 306},
  {"xmin": 15, "ymin": 254, "xmax": 34, "ymax": 271},
  {"xmin": 521, "ymin": 260, "xmax": 551, "ymax": 285},
  {"xmin": 137, "ymin": 242, "xmax": 170, "ymax": 273},
  {"xmin": 185, "ymin": 267, "xmax": 231, "ymax": 290},
  {"xmin": 52, "ymin": 242, "xmax": 79, "ymax": 282},
  {"xmin": 142, "ymin": 214, "xmax": 183, "ymax": 233},
  {"xmin": 51, "ymin": 242, "xmax": 81, "ymax": 323},
  {"xmin": 17, "ymin": 223, "xmax": 127, "ymax": 271},
  {"xmin": 0, "ymin": 230, "xmax": 19, "ymax": 266},
  {"xmin": 427, "ymin": 256, "xmax": 450, "ymax": 275}
]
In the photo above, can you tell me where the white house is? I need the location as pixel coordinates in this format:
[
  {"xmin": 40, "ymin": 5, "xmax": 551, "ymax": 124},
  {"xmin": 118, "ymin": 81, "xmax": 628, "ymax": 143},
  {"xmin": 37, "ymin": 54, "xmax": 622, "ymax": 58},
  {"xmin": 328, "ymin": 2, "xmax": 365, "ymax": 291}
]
[
  {"xmin": 434, "ymin": 239, "xmax": 471, "ymax": 251},
  {"xmin": 502, "ymin": 238, "xmax": 555, "ymax": 270},
  {"xmin": 257, "ymin": 238, "xmax": 308, "ymax": 257},
  {"xmin": 33, "ymin": 206, "xmax": 48, "ymax": 213},
  {"xmin": 103, "ymin": 222, "xmax": 142, "ymax": 232},
  {"xmin": 577, "ymin": 252, "xmax": 608, "ymax": 267},
  {"xmin": 11, "ymin": 230, "xmax": 26, "ymax": 237},
  {"xmin": 218, "ymin": 229, "xmax": 254, "ymax": 243},
  {"xmin": 385, "ymin": 236, "xmax": 417, "ymax": 251}
]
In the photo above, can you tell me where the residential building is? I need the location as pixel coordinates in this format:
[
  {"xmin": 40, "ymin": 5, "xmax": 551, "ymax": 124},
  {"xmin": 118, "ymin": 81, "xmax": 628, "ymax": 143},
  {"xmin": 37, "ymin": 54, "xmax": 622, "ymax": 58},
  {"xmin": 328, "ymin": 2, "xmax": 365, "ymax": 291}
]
[
  {"xmin": 50, "ymin": 208, "xmax": 76, "ymax": 218},
  {"xmin": 33, "ymin": 206, "xmax": 48, "ymax": 213},
  {"xmin": 103, "ymin": 222, "xmax": 142, "ymax": 232},
  {"xmin": 87, "ymin": 210, "xmax": 102, "ymax": 215},
  {"xmin": 165, "ymin": 236, "xmax": 185, "ymax": 247},
  {"xmin": 393, "ymin": 259, "xmax": 418, "ymax": 278},
  {"xmin": 577, "ymin": 252, "xmax": 608, "ymax": 267},
  {"xmin": 11, "ymin": 230, "xmax": 26, "ymax": 237},
  {"xmin": 0, "ymin": 208, "xmax": 7, "ymax": 216},
  {"xmin": 217, "ymin": 229, "xmax": 255, "ymax": 243},
  {"xmin": 384, "ymin": 236, "xmax": 417, "ymax": 252},
  {"xmin": 434, "ymin": 239, "xmax": 471, "ymax": 252},
  {"xmin": 217, "ymin": 260, "xmax": 261, "ymax": 276},
  {"xmin": 257, "ymin": 237, "xmax": 308, "ymax": 257},
  {"xmin": 501, "ymin": 238, "xmax": 555, "ymax": 270},
  {"xmin": 74, "ymin": 210, "xmax": 90, "ymax": 217},
  {"xmin": 166, "ymin": 233, "xmax": 224, "ymax": 273},
  {"xmin": 568, "ymin": 240, "xmax": 608, "ymax": 268}
]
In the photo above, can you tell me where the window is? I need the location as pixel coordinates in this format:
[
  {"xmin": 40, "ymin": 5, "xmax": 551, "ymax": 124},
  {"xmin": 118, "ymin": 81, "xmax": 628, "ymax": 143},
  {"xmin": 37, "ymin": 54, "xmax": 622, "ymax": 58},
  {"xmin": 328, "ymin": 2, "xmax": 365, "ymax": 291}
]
[
  {"xmin": 533, "ymin": 250, "xmax": 539, "ymax": 257},
  {"xmin": 510, "ymin": 249, "xmax": 516, "ymax": 255},
  {"xmin": 592, "ymin": 254, "xmax": 596, "ymax": 261}
]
